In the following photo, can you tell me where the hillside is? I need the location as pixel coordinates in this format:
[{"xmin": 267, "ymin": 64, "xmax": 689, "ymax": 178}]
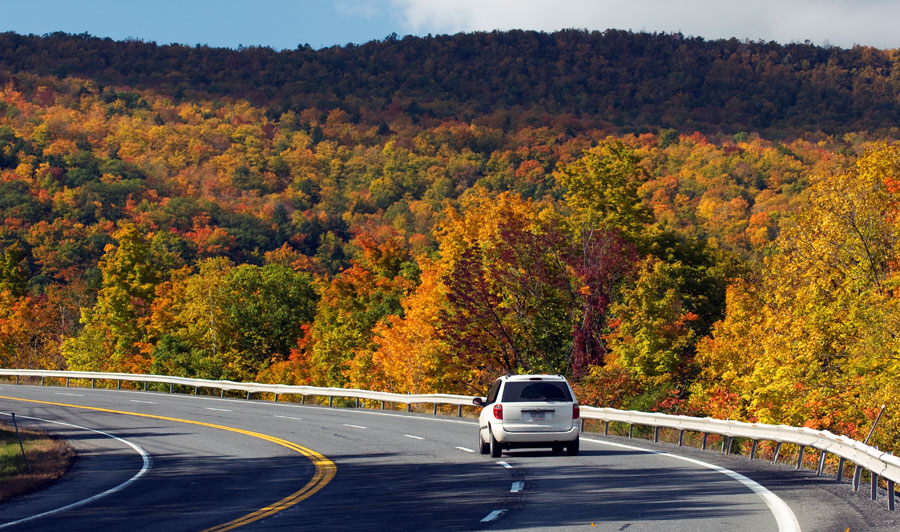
[
  {"xmin": 1, "ymin": 30, "xmax": 899, "ymax": 454},
  {"xmin": 3, "ymin": 30, "xmax": 900, "ymax": 135}
]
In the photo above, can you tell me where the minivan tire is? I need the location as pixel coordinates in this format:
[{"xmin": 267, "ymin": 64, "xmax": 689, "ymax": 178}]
[
  {"xmin": 478, "ymin": 429, "xmax": 490, "ymax": 455},
  {"xmin": 567, "ymin": 437, "xmax": 580, "ymax": 456},
  {"xmin": 490, "ymin": 427, "xmax": 503, "ymax": 458}
]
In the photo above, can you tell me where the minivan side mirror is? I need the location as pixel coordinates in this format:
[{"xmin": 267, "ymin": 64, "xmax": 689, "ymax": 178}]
[{"xmin": 472, "ymin": 397, "xmax": 486, "ymax": 407}]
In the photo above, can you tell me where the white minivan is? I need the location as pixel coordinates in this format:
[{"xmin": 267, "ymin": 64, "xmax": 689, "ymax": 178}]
[{"xmin": 473, "ymin": 374, "xmax": 580, "ymax": 457}]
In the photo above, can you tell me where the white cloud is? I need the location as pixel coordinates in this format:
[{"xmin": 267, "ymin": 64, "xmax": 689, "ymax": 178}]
[{"xmin": 389, "ymin": 0, "xmax": 900, "ymax": 48}]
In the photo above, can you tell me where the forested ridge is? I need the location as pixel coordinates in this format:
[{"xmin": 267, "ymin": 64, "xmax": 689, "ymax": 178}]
[
  {"xmin": 3, "ymin": 30, "xmax": 900, "ymax": 134},
  {"xmin": 1, "ymin": 30, "xmax": 900, "ymax": 455}
]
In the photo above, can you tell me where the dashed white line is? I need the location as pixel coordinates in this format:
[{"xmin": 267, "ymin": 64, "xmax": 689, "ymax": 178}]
[
  {"xmin": 510, "ymin": 481, "xmax": 524, "ymax": 493},
  {"xmin": 455, "ymin": 446, "xmax": 475, "ymax": 453},
  {"xmin": 343, "ymin": 423, "xmax": 367, "ymax": 429},
  {"xmin": 205, "ymin": 407, "xmax": 231, "ymax": 412},
  {"xmin": 129, "ymin": 400, "xmax": 157, "ymax": 404},
  {"xmin": 497, "ymin": 461, "xmax": 513, "ymax": 469},
  {"xmin": 56, "ymin": 393, "xmax": 83, "ymax": 397},
  {"xmin": 480, "ymin": 509, "xmax": 507, "ymax": 522},
  {"xmin": 274, "ymin": 415, "xmax": 303, "ymax": 421},
  {"xmin": 404, "ymin": 434, "xmax": 425, "ymax": 440}
]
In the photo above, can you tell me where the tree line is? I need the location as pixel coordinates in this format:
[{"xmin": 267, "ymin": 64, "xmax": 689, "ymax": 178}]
[{"xmin": 1, "ymin": 33, "xmax": 899, "ymax": 455}]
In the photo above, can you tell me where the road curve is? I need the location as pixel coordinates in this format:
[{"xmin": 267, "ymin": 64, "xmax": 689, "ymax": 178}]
[{"xmin": 1, "ymin": 384, "xmax": 897, "ymax": 531}]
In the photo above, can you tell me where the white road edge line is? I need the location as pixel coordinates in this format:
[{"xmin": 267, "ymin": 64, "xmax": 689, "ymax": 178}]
[
  {"xmin": 343, "ymin": 423, "xmax": 367, "ymax": 429},
  {"xmin": 455, "ymin": 446, "xmax": 475, "ymax": 453},
  {"xmin": 404, "ymin": 434, "xmax": 424, "ymax": 440},
  {"xmin": 497, "ymin": 461, "xmax": 512, "ymax": 469},
  {"xmin": 0, "ymin": 413, "xmax": 152, "ymax": 529},
  {"xmin": 582, "ymin": 437, "xmax": 801, "ymax": 532},
  {"xmin": 480, "ymin": 509, "xmax": 507, "ymax": 522},
  {"xmin": 510, "ymin": 481, "xmax": 524, "ymax": 493}
]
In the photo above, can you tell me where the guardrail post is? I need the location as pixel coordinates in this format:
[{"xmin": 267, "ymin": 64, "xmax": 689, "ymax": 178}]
[
  {"xmin": 458, "ymin": 405, "xmax": 462, "ymax": 418},
  {"xmin": 40, "ymin": 377, "xmax": 44, "ymax": 386},
  {"xmin": 852, "ymin": 466, "xmax": 862, "ymax": 492},
  {"xmin": 66, "ymin": 378, "xmax": 69, "ymax": 387},
  {"xmin": 301, "ymin": 395, "xmax": 305, "ymax": 405},
  {"xmin": 329, "ymin": 397, "xmax": 333, "ymax": 407},
  {"xmin": 169, "ymin": 383, "xmax": 173, "ymax": 394},
  {"xmin": 773, "ymin": 442, "xmax": 782, "ymax": 463},
  {"xmin": 872, "ymin": 472, "xmax": 878, "ymax": 500},
  {"xmin": 817, "ymin": 451, "xmax": 827, "ymax": 475},
  {"xmin": 143, "ymin": 381, "xmax": 147, "ymax": 391},
  {"xmin": 604, "ymin": 421, "xmax": 610, "ymax": 436},
  {"xmin": 628, "ymin": 424, "xmax": 634, "ymax": 438},
  {"xmin": 654, "ymin": 427, "xmax": 660, "ymax": 443},
  {"xmin": 274, "ymin": 394, "xmax": 279, "ymax": 402},
  {"xmin": 91, "ymin": 378, "xmax": 95, "ymax": 389},
  {"xmin": 194, "ymin": 386, "xmax": 198, "ymax": 395},
  {"xmin": 381, "ymin": 401, "xmax": 385, "ymax": 410},
  {"xmin": 117, "ymin": 380, "xmax": 121, "ymax": 390},
  {"xmin": 750, "ymin": 440, "xmax": 758, "ymax": 460},
  {"xmin": 836, "ymin": 457, "xmax": 845, "ymax": 481},
  {"xmin": 220, "ymin": 389, "xmax": 225, "ymax": 398},
  {"xmin": 678, "ymin": 430, "xmax": 685, "ymax": 447},
  {"xmin": 433, "ymin": 403, "xmax": 437, "ymax": 415},
  {"xmin": 702, "ymin": 433, "xmax": 708, "ymax": 450},
  {"xmin": 356, "ymin": 398, "xmax": 360, "ymax": 408},
  {"xmin": 796, "ymin": 446, "xmax": 805, "ymax": 469},
  {"xmin": 721, "ymin": 437, "xmax": 727, "ymax": 454},
  {"xmin": 247, "ymin": 391, "xmax": 252, "ymax": 400},
  {"xmin": 889, "ymin": 480, "xmax": 895, "ymax": 510},
  {"xmin": 15, "ymin": 375, "xmax": 19, "ymax": 385}
]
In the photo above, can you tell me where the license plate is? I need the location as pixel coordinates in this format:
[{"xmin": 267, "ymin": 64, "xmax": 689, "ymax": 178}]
[{"xmin": 525, "ymin": 411, "xmax": 548, "ymax": 422}]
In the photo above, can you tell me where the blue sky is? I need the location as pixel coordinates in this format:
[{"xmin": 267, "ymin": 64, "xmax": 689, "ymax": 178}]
[{"xmin": 2, "ymin": 1, "xmax": 899, "ymax": 50}]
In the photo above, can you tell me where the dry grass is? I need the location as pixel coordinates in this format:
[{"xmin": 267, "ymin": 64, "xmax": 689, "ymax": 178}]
[{"xmin": 0, "ymin": 421, "xmax": 74, "ymax": 502}]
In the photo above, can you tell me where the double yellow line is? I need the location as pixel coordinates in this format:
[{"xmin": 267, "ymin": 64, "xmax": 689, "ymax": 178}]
[{"xmin": 0, "ymin": 395, "xmax": 336, "ymax": 531}]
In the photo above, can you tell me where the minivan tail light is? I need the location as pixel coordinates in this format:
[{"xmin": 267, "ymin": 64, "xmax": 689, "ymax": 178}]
[
  {"xmin": 573, "ymin": 404, "xmax": 580, "ymax": 419},
  {"xmin": 493, "ymin": 404, "xmax": 503, "ymax": 420}
]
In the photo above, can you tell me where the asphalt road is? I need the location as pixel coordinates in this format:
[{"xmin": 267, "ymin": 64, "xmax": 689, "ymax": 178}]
[{"xmin": 1, "ymin": 384, "xmax": 898, "ymax": 531}]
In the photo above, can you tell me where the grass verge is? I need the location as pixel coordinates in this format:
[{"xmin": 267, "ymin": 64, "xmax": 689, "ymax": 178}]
[{"xmin": 0, "ymin": 420, "xmax": 74, "ymax": 502}]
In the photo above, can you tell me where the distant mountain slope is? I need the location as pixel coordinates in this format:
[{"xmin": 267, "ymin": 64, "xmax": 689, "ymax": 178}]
[{"xmin": 2, "ymin": 29, "xmax": 899, "ymax": 135}]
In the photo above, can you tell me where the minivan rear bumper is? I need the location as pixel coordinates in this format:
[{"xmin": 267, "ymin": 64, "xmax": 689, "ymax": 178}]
[{"xmin": 492, "ymin": 425, "xmax": 579, "ymax": 445}]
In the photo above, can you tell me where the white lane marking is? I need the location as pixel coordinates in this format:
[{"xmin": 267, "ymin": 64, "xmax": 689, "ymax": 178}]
[
  {"xmin": 404, "ymin": 434, "xmax": 425, "ymax": 440},
  {"xmin": 0, "ymin": 413, "xmax": 152, "ymax": 529},
  {"xmin": 510, "ymin": 481, "xmax": 524, "ymax": 493},
  {"xmin": 497, "ymin": 461, "xmax": 512, "ymax": 469},
  {"xmin": 56, "ymin": 393, "xmax": 83, "ymax": 397},
  {"xmin": 582, "ymin": 438, "xmax": 801, "ymax": 532},
  {"xmin": 282, "ymin": 404, "xmax": 477, "ymax": 425},
  {"xmin": 129, "ymin": 400, "xmax": 157, "ymax": 404},
  {"xmin": 274, "ymin": 415, "xmax": 303, "ymax": 421},
  {"xmin": 456, "ymin": 446, "xmax": 475, "ymax": 453},
  {"xmin": 343, "ymin": 423, "xmax": 367, "ymax": 429},
  {"xmin": 205, "ymin": 407, "xmax": 231, "ymax": 412},
  {"xmin": 480, "ymin": 509, "xmax": 507, "ymax": 522}
]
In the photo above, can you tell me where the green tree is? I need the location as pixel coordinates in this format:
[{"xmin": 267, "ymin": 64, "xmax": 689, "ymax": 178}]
[
  {"xmin": 63, "ymin": 224, "xmax": 169, "ymax": 372},
  {"xmin": 555, "ymin": 141, "xmax": 651, "ymax": 239}
]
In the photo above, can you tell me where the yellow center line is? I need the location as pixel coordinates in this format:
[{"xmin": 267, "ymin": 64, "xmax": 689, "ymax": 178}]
[{"xmin": 0, "ymin": 395, "xmax": 336, "ymax": 531}]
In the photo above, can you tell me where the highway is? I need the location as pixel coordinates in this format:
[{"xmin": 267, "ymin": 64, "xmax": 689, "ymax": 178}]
[{"xmin": 1, "ymin": 384, "xmax": 897, "ymax": 531}]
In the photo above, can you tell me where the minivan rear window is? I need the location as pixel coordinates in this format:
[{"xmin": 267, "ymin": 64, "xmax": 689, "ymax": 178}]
[{"xmin": 501, "ymin": 381, "xmax": 572, "ymax": 402}]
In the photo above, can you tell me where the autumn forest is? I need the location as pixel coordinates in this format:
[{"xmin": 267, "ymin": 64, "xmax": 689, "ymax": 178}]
[{"xmin": 1, "ymin": 30, "xmax": 900, "ymax": 453}]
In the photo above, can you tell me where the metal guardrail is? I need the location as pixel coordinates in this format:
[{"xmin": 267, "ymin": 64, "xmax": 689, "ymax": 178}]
[{"xmin": 1, "ymin": 368, "xmax": 896, "ymax": 510}]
